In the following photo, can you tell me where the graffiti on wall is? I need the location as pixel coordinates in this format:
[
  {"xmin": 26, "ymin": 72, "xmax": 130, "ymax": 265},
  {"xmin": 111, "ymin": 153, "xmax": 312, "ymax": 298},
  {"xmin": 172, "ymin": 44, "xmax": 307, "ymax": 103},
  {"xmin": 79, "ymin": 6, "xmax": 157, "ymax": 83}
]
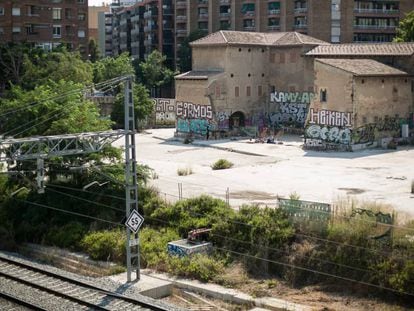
[
  {"xmin": 304, "ymin": 108, "xmax": 352, "ymax": 150},
  {"xmin": 176, "ymin": 101, "xmax": 213, "ymax": 135},
  {"xmin": 352, "ymin": 116, "xmax": 401, "ymax": 144},
  {"xmin": 270, "ymin": 91, "xmax": 315, "ymax": 104},
  {"xmin": 305, "ymin": 124, "xmax": 352, "ymax": 144},
  {"xmin": 216, "ymin": 111, "xmax": 230, "ymax": 130},
  {"xmin": 176, "ymin": 101, "xmax": 213, "ymax": 119},
  {"xmin": 177, "ymin": 118, "xmax": 211, "ymax": 135},
  {"xmin": 308, "ymin": 108, "xmax": 352, "ymax": 127},
  {"xmin": 153, "ymin": 98, "xmax": 176, "ymax": 126},
  {"xmin": 269, "ymin": 91, "xmax": 315, "ymax": 127}
]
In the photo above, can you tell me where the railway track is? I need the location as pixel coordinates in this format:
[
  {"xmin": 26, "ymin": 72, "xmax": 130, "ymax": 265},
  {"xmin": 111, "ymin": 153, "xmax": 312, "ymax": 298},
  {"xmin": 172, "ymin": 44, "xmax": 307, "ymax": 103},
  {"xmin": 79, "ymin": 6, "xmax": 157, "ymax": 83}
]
[{"xmin": 0, "ymin": 254, "xmax": 178, "ymax": 311}]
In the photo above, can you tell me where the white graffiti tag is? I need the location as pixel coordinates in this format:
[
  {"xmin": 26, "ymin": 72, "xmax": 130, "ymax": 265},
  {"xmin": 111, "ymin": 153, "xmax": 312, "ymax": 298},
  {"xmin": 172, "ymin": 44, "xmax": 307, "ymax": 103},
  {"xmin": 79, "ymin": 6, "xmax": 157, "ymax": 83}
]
[{"xmin": 306, "ymin": 125, "xmax": 351, "ymax": 144}]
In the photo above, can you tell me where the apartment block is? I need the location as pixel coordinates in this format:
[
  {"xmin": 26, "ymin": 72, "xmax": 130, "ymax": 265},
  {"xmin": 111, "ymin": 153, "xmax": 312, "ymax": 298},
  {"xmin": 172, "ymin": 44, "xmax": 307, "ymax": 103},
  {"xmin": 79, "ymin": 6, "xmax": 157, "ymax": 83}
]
[
  {"xmin": 173, "ymin": 0, "xmax": 412, "ymax": 45},
  {"xmin": 0, "ymin": 0, "xmax": 89, "ymax": 56},
  {"xmin": 110, "ymin": 0, "xmax": 174, "ymax": 67}
]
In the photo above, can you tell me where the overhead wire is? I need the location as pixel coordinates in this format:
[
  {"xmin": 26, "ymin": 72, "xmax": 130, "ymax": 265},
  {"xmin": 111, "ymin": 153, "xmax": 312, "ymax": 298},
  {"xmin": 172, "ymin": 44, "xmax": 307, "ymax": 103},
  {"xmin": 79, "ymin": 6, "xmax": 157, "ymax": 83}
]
[{"xmin": 12, "ymin": 184, "xmax": 414, "ymax": 296}]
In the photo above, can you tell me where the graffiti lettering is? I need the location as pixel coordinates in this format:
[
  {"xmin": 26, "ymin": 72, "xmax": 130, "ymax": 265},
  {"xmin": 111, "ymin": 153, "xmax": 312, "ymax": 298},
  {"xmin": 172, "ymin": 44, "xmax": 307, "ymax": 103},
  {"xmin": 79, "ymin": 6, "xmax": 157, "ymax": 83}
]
[
  {"xmin": 216, "ymin": 111, "xmax": 230, "ymax": 129},
  {"xmin": 309, "ymin": 108, "xmax": 352, "ymax": 127},
  {"xmin": 155, "ymin": 98, "xmax": 176, "ymax": 113},
  {"xmin": 269, "ymin": 103, "xmax": 308, "ymax": 126},
  {"xmin": 305, "ymin": 124, "xmax": 351, "ymax": 145},
  {"xmin": 167, "ymin": 244, "xmax": 187, "ymax": 257},
  {"xmin": 176, "ymin": 101, "xmax": 213, "ymax": 119},
  {"xmin": 352, "ymin": 117, "xmax": 402, "ymax": 144},
  {"xmin": 177, "ymin": 118, "xmax": 211, "ymax": 135},
  {"xmin": 270, "ymin": 91, "xmax": 315, "ymax": 104}
]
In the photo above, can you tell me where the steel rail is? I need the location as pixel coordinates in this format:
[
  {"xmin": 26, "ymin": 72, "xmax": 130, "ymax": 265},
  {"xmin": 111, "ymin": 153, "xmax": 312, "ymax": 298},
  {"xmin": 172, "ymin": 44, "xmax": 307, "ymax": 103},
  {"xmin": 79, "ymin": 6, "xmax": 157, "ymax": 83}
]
[
  {"xmin": 0, "ymin": 290, "xmax": 48, "ymax": 311},
  {"xmin": 0, "ymin": 255, "xmax": 173, "ymax": 311}
]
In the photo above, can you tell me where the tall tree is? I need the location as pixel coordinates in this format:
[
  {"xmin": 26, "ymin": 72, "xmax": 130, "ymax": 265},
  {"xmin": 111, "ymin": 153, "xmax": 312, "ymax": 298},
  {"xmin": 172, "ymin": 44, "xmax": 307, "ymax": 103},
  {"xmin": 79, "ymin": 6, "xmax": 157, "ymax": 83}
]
[
  {"xmin": 177, "ymin": 30, "xmax": 207, "ymax": 73},
  {"xmin": 93, "ymin": 52, "xmax": 135, "ymax": 83},
  {"xmin": 137, "ymin": 50, "xmax": 176, "ymax": 97},
  {"xmin": 394, "ymin": 10, "xmax": 414, "ymax": 42},
  {"xmin": 88, "ymin": 39, "xmax": 100, "ymax": 63},
  {"xmin": 0, "ymin": 43, "xmax": 43, "ymax": 91},
  {"xmin": 111, "ymin": 83, "xmax": 154, "ymax": 129},
  {"xmin": 21, "ymin": 49, "xmax": 93, "ymax": 90}
]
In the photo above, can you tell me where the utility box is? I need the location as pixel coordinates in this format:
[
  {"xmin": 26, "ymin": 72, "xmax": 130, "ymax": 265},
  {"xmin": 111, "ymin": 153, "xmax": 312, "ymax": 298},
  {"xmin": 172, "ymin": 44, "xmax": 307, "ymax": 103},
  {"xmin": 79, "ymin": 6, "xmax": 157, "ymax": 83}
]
[{"xmin": 167, "ymin": 239, "xmax": 212, "ymax": 257}]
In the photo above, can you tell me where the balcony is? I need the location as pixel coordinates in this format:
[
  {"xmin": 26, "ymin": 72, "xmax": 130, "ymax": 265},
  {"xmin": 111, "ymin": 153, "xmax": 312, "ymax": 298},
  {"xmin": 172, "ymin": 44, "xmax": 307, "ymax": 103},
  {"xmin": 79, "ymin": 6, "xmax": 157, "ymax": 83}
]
[
  {"xmin": 243, "ymin": 26, "xmax": 255, "ymax": 31},
  {"xmin": 220, "ymin": 0, "xmax": 230, "ymax": 4},
  {"xmin": 243, "ymin": 11, "xmax": 255, "ymax": 17},
  {"xmin": 176, "ymin": 0, "xmax": 186, "ymax": 9},
  {"xmin": 198, "ymin": 12, "xmax": 209, "ymax": 20},
  {"xmin": 131, "ymin": 15, "xmax": 140, "ymax": 22},
  {"xmin": 294, "ymin": 7, "xmax": 307, "ymax": 14},
  {"xmin": 219, "ymin": 12, "xmax": 230, "ymax": 18},
  {"xmin": 144, "ymin": 25, "xmax": 157, "ymax": 32},
  {"xmin": 268, "ymin": 25, "xmax": 280, "ymax": 31},
  {"xmin": 294, "ymin": 23, "xmax": 307, "ymax": 29},
  {"xmin": 176, "ymin": 15, "xmax": 187, "ymax": 22},
  {"xmin": 163, "ymin": 8, "xmax": 173, "ymax": 15},
  {"xmin": 144, "ymin": 10, "xmax": 157, "ymax": 19},
  {"xmin": 268, "ymin": 9, "xmax": 280, "ymax": 15},
  {"xmin": 198, "ymin": 0, "xmax": 208, "ymax": 5},
  {"xmin": 176, "ymin": 29, "xmax": 187, "ymax": 37},
  {"xmin": 353, "ymin": 24, "xmax": 396, "ymax": 30},
  {"xmin": 354, "ymin": 8, "xmax": 399, "ymax": 15}
]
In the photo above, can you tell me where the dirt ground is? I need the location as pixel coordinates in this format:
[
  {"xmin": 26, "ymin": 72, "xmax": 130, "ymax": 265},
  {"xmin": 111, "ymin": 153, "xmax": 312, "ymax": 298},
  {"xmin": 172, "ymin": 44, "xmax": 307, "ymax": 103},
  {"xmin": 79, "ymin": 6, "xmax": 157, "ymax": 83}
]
[{"xmin": 114, "ymin": 128, "xmax": 414, "ymax": 218}]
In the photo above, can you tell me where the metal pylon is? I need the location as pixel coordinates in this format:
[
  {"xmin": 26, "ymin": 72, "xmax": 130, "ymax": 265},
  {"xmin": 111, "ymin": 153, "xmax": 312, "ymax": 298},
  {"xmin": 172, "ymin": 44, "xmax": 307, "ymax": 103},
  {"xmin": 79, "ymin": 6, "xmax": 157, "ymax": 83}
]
[{"xmin": 124, "ymin": 77, "xmax": 140, "ymax": 282}]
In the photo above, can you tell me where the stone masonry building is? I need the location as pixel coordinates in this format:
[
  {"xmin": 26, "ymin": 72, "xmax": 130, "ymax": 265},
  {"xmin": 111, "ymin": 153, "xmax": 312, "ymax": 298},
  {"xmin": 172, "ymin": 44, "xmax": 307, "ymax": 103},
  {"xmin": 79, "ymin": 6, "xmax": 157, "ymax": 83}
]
[
  {"xmin": 175, "ymin": 30, "xmax": 414, "ymax": 150},
  {"xmin": 175, "ymin": 30, "xmax": 328, "ymax": 137}
]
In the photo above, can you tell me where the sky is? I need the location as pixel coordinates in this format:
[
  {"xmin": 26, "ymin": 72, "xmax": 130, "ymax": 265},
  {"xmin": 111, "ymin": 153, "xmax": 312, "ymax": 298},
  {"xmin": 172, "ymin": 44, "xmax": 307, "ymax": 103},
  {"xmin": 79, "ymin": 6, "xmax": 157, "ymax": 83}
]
[{"xmin": 89, "ymin": 0, "xmax": 111, "ymax": 6}]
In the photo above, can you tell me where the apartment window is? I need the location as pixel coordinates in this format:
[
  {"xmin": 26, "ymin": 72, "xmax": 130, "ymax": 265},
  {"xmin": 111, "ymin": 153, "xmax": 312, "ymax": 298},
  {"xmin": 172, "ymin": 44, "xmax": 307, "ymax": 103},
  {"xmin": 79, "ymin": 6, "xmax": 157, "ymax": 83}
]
[
  {"xmin": 78, "ymin": 13, "xmax": 86, "ymax": 21},
  {"xmin": 53, "ymin": 25, "xmax": 62, "ymax": 38},
  {"xmin": 77, "ymin": 0, "xmax": 85, "ymax": 3},
  {"xmin": 0, "ymin": 27, "xmax": 4, "ymax": 35},
  {"xmin": 258, "ymin": 85, "xmax": 262, "ymax": 97},
  {"xmin": 320, "ymin": 89, "xmax": 327, "ymax": 102},
  {"xmin": 235, "ymin": 86, "xmax": 239, "ymax": 97},
  {"xmin": 12, "ymin": 26, "xmax": 21, "ymax": 33},
  {"xmin": 26, "ymin": 24, "xmax": 36, "ymax": 35},
  {"xmin": 246, "ymin": 86, "xmax": 251, "ymax": 97},
  {"xmin": 53, "ymin": 8, "xmax": 62, "ymax": 20},
  {"xmin": 78, "ymin": 30, "xmax": 86, "ymax": 38},
  {"xmin": 0, "ymin": 7, "xmax": 4, "ymax": 15},
  {"xmin": 12, "ymin": 8, "xmax": 21, "ymax": 16},
  {"xmin": 65, "ymin": 8, "xmax": 72, "ymax": 19}
]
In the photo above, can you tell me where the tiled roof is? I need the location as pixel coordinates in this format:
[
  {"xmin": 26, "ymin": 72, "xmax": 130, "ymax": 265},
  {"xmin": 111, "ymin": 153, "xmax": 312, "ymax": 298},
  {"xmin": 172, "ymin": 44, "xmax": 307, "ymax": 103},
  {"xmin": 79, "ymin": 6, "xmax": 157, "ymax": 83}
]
[
  {"xmin": 191, "ymin": 31, "xmax": 329, "ymax": 46},
  {"xmin": 316, "ymin": 58, "xmax": 409, "ymax": 76},
  {"xmin": 175, "ymin": 71, "xmax": 224, "ymax": 80},
  {"xmin": 307, "ymin": 43, "xmax": 414, "ymax": 56}
]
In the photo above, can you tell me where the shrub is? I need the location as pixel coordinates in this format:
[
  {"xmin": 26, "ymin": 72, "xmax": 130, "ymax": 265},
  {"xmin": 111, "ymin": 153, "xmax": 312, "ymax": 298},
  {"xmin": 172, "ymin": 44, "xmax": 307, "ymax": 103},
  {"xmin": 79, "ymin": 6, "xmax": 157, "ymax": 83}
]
[
  {"xmin": 177, "ymin": 167, "xmax": 193, "ymax": 176},
  {"xmin": 80, "ymin": 229, "xmax": 125, "ymax": 262},
  {"xmin": 211, "ymin": 159, "xmax": 233, "ymax": 170},
  {"xmin": 140, "ymin": 227, "xmax": 180, "ymax": 269},
  {"xmin": 43, "ymin": 222, "xmax": 86, "ymax": 250},
  {"xmin": 167, "ymin": 253, "xmax": 225, "ymax": 282}
]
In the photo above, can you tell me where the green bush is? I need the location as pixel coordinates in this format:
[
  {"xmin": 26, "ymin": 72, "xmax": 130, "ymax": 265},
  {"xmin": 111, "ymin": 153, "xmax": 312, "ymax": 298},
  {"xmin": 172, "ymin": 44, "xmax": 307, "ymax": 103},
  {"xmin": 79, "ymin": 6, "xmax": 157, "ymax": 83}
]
[
  {"xmin": 43, "ymin": 222, "xmax": 86, "ymax": 250},
  {"xmin": 140, "ymin": 227, "xmax": 180, "ymax": 269},
  {"xmin": 167, "ymin": 253, "xmax": 225, "ymax": 282},
  {"xmin": 211, "ymin": 159, "xmax": 233, "ymax": 170},
  {"xmin": 80, "ymin": 229, "xmax": 125, "ymax": 262},
  {"xmin": 151, "ymin": 195, "xmax": 234, "ymax": 236}
]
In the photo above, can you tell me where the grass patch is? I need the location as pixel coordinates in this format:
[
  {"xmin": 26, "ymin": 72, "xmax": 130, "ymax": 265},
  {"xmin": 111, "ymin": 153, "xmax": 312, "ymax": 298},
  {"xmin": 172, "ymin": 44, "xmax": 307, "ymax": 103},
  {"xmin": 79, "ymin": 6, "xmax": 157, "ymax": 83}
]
[
  {"xmin": 211, "ymin": 159, "xmax": 233, "ymax": 170},
  {"xmin": 177, "ymin": 167, "xmax": 193, "ymax": 176}
]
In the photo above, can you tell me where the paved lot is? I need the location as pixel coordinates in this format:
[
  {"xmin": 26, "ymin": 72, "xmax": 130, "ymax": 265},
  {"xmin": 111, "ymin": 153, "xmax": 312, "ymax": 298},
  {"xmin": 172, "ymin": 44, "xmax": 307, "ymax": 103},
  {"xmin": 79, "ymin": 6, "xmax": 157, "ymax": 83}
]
[{"xmin": 115, "ymin": 128, "xmax": 414, "ymax": 218}]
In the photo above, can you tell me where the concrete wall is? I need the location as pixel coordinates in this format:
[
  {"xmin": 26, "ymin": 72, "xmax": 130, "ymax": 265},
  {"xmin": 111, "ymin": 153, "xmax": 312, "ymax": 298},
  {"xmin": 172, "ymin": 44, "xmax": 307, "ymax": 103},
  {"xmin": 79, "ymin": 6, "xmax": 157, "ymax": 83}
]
[{"xmin": 353, "ymin": 76, "xmax": 412, "ymax": 128}]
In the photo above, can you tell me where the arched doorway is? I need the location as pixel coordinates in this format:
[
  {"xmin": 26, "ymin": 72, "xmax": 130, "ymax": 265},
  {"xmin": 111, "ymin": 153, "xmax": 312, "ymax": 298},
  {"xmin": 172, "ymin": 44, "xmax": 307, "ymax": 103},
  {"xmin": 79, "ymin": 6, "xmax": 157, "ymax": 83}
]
[{"xmin": 229, "ymin": 111, "xmax": 245, "ymax": 130}]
